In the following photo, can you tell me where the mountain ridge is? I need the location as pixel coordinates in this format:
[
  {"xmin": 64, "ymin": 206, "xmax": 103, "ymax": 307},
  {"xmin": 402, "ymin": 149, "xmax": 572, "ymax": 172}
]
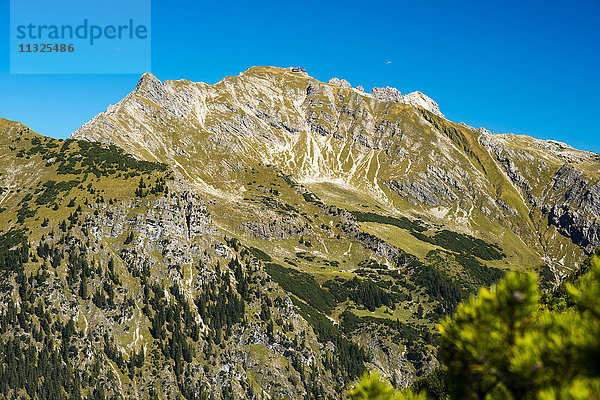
[
  {"xmin": 0, "ymin": 66, "xmax": 598, "ymax": 399},
  {"xmin": 71, "ymin": 66, "xmax": 600, "ymax": 273}
]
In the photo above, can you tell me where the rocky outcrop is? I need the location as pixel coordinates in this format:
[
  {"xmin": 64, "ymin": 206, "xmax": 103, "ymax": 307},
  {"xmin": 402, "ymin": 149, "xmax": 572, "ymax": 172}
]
[
  {"xmin": 547, "ymin": 165, "xmax": 600, "ymax": 251},
  {"xmin": 371, "ymin": 87, "xmax": 444, "ymax": 118},
  {"xmin": 86, "ymin": 192, "xmax": 215, "ymax": 278},
  {"xmin": 552, "ymin": 164, "xmax": 583, "ymax": 191},
  {"xmin": 549, "ymin": 205, "xmax": 600, "ymax": 251},
  {"xmin": 402, "ymin": 91, "xmax": 444, "ymax": 119},
  {"xmin": 71, "ymin": 191, "xmax": 343, "ymax": 398},
  {"xmin": 480, "ymin": 130, "xmax": 600, "ymax": 254},
  {"xmin": 385, "ymin": 165, "xmax": 466, "ymax": 208},
  {"xmin": 328, "ymin": 77, "xmax": 352, "ymax": 89},
  {"xmin": 371, "ymin": 86, "xmax": 403, "ymax": 103},
  {"xmin": 386, "ymin": 179, "xmax": 456, "ymax": 207},
  {"xmin": 322, "ymin": 204, "xmax": 416, "ymax": 267}
]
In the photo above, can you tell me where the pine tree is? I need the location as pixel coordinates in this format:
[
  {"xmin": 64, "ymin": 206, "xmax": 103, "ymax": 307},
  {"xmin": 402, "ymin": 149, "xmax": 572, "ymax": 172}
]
[{"xmin": 439, "ymin": 256, "xmax": 600, "ymax": 399}]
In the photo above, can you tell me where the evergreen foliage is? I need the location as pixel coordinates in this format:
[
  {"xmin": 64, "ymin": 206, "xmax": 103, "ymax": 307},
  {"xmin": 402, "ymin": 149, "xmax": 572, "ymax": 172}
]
[
  {"xmin": 349, "ymin": 372, "xmax": 426, "ymax": 400},
  {"xmin": 291, "ymin": 297, "xmax": 366, "ymax": 381},
  {"xmin": 453, "ymin": 253, "xmax": 504, "ymax": 286},
  {"xmin": 248, "ymin": 246, "xmax": 272, "ymax": 262},
  {"xmin": 413, "ymin": 263, "xmax": 467, "ymax": 314},
  {"xmin": 439, "ymin": 257, "xmax": 600, "ymax": 398},
  {"xmin": 265, "ymin": 262, "xmax": 335, "ymax": 314},
  {"xmin": 35, "ymin": 180, "xmax": 81, "ymax": 205},
  {"xmin": 350, "ymin": 211, "xmax": 504, "ymax": 261},
  {"xmin": 0, "ymin": 229, "xmax": 29, "ymax": 275},
  {"xmin": 351, "ymin": 254, "xmax": 600, "ymax": 399}
]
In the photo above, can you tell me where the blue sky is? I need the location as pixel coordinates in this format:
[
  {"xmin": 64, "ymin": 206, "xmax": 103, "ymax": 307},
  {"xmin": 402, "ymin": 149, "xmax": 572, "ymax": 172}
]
[{"xmin": 1, "ymin": 0, "xmax": 599, "ymax": 152}]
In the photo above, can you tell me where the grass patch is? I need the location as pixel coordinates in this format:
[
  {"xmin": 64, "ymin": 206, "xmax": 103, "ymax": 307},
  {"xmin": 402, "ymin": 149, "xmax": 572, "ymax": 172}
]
[{"xmin": 351, "ymin": 211, "xmax": 505, "ymax": 261}]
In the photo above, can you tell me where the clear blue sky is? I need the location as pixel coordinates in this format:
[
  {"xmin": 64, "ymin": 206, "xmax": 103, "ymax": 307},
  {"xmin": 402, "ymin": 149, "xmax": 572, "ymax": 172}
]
[{"xmin": 1, "ymin": 0, "xmax": 599, "ymax": 153}]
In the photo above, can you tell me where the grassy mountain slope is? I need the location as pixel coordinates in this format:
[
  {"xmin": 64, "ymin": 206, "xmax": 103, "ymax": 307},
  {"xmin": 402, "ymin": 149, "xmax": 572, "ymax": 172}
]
[
  {"xmin": 73, "ymin": 66, "xmax": 600, "ymax": 274},
  {"xmin": 0, "ymin": 66, "xmax": 598, "ymax": 398}
]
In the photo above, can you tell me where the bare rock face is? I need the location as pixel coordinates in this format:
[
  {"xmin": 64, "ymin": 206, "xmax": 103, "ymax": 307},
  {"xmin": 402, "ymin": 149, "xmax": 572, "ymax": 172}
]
[
  {"xmin": 552, "ymin": 164, "xmax": 583, "ymax": 191},
  {"xmin": 547, "ymin": 165, "xmax": 600, "ymax": 251},
  {"xmin": 371, "ymin": 86, "xmax": 444, "ymax": 118},
  {"xmin": 371, "ymin": 86, "xmax": 403, "ymax": 103},
  {"xmin": 402, "ymin": 91, "xmax": 444, "ymax": 118},
  {"xmin": 479, "ymin": 131, "xmax": 600, "ymax": 254},
  {"xmin": 328, "ymin": 77, "xmax": 352, "ymax": 89},
  {"xmin": 386, "ymin": 178, "xmax": 457, "ymax": 207}
]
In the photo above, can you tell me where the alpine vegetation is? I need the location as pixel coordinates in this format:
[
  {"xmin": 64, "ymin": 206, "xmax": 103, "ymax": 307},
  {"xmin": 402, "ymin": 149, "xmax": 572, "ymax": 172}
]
[{"xmin": 0, "ymin": 66, "xmax": 598, "ymax": 399}]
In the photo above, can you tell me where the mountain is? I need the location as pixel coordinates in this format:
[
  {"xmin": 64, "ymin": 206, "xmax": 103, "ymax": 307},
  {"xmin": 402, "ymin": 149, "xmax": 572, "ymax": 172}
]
[
  {"xmin": 0, "ymin": 66, "xmax": 598, "ymax": 399},
  {"xmin": 73, "ymin": 66, "xmax": 600, "ymax": 274}
]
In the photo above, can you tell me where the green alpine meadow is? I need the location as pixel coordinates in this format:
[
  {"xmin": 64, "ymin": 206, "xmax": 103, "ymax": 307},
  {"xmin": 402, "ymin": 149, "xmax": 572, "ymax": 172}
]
[{"xmin": 0, "ymin": 66, "xmax": 599, "ymax": 399}]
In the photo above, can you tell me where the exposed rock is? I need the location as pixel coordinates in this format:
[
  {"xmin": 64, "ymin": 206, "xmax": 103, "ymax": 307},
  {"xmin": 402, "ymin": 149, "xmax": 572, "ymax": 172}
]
[
  {"xmin": 549, "ymin": 206, "xmax": 600, "ymax": 251},
  {"xmin": 402, "ymin": 91, "xmax": 444, "ymax": 118},
  {"xmin": 371, "ymin": 87, "xmax": 444, "ymax": 118},
  {"xmin": 552, "ymin": 164, "xmax": 583, "ymax": 191},
  {"xmin": 328, "ymin": 77, "xmax": 352, "ymax": 89},
  {"xmin": 386, "ymin": 177, "xmax": 458, "ymax": 207},
  {"xmin": 371, "ymin": 86, "xmax": 403, "ymax": 103},
  {"xmin": 480, "ymin": 131, "xmax": 600, "ymax": 253}
]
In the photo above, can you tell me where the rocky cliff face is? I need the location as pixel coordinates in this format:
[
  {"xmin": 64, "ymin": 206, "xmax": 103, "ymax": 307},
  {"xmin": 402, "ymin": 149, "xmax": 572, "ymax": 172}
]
[
  {"xmin": 369, "ymin": 86, "xmax": 444, "ymax": 118},
  {"xmin": 477, "ymin": 130, "xmax": 600, "ymax": 273},
  {"xmin": 326, "ymin": 78, "xmax": 444, "ymax": 118},
  {"xmin": 81, "ymin": 192, "xmax": 346, "ymax": 399}
]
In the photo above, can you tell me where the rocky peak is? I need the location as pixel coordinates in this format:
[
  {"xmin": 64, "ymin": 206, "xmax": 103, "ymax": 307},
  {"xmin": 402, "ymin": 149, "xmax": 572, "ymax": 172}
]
[
  {"xmin": 132, "ymin": 72, "xmax": 187, "ymax": 117},
  {"xmin": 328, "ymin": 77, "xmax": 352, "ymax": 89},
  {"xmin": 371, "ymin": 86, "xmax": 403, "ymax": 103},
  {"xmin": 135, "ymin": 72, "xmax": 163, "ymax": 92},
  {"xmin": 402, "ymin": 91, "xmax": 444, "ymax": 118},
  {"xmin": 371, "ymin": 86, "xmax": 444, "ymax": 118}
]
